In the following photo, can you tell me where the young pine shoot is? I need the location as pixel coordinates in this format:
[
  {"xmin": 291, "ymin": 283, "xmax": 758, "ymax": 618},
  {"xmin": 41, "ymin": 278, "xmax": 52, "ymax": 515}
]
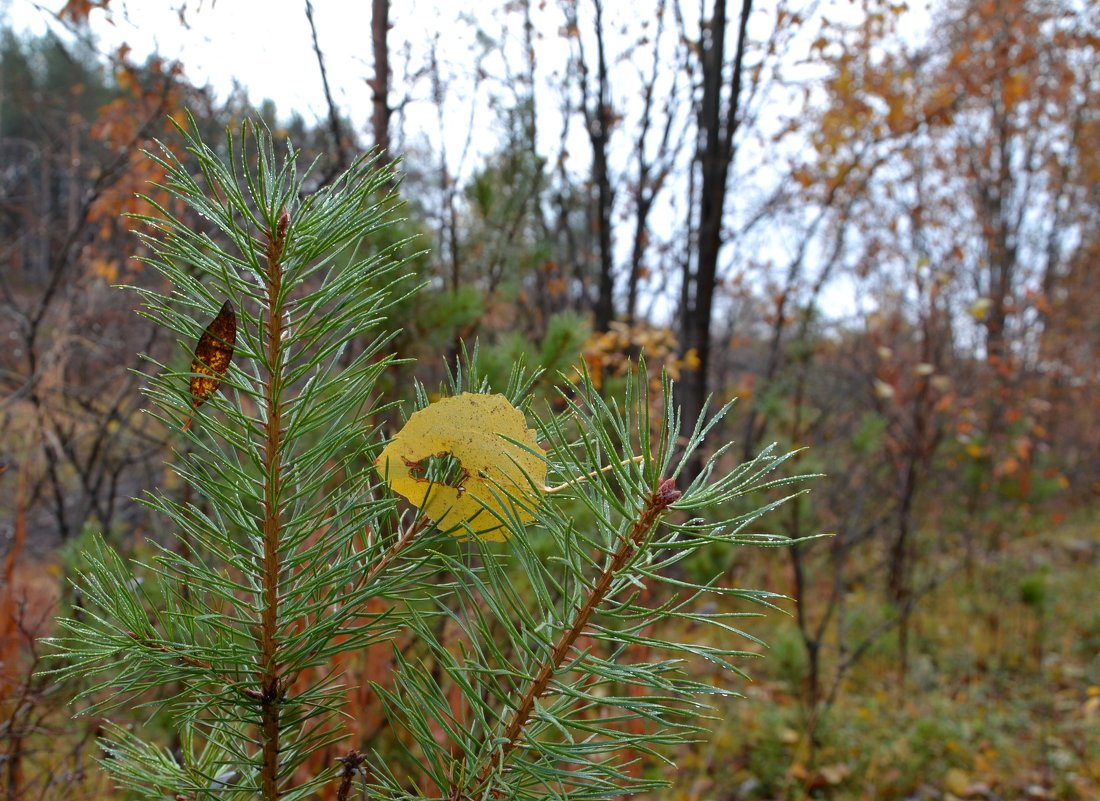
[{"xmin": 50, "ymin": 119, "xmax": 808, "ymax": 801}]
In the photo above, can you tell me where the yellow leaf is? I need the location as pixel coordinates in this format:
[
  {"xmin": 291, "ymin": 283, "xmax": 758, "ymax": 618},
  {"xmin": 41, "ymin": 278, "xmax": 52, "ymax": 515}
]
[
  {"xmin": 375, "ymin": 393, "xmax": 546, "ymax": 541},
  {"xmin": 1002, "ymin": 71, "xmax": 1027, "ymax": 109},
  {"xmin": 944, "ymin": 767, "xmax": 970, "ymax": 796},
  {"xmin": 90, "ymin": 257, "xmax": 119, "ymax": 283},
  {"xmin": 1083, "ymin": 695, "xmax": 1100, "ymax": 717},
  {"xmin": 820, "ymin": 763, "xmax": 850, "ymax": 785},
  {"xmin": 970, "ymin": 297, "xmax": 992, "ymax": 320}
]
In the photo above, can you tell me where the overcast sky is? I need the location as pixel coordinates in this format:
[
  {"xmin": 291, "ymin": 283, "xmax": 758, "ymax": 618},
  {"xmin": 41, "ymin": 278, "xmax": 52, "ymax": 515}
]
[
  {"xmin": 3, "ymin": 0, "xmax": 596, "ymax": 175},
  {"xmin": 2, "ymin": 0, "xmax": 879, "ymax": 320},
  {"xmin": 7, "ymin": 0, "xmax": 380, "ymax": 122}
]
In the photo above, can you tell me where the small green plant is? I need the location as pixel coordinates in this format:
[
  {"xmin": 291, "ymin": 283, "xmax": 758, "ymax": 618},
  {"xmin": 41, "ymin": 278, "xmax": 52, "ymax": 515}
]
[{"xmin": 50, "ymin": 118, "xmax": 806, "ymax": 800}]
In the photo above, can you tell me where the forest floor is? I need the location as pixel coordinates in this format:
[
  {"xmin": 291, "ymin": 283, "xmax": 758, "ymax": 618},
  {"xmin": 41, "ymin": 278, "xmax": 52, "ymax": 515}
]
[
  {"xmin": 654, "ymin": 509, "xmax": 1100, "ymax": 801},
  {"xmin": 1, "ymin": 508, "xmax": 1097, "ymax": 800}
]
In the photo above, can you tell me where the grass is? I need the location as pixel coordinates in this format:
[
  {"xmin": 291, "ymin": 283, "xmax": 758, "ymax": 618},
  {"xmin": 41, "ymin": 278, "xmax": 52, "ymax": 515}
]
[{"xmin": 649, "ymin": 509, "xmax": 1100, "ymax": 800}]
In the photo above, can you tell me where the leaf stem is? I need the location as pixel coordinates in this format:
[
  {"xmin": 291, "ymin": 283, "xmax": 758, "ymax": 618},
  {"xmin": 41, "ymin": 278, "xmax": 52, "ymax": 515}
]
[
  {"xmin": 541, "ymin": 456, "xmax": 644, "ymax": 494},
  {"xmin": 365, "ymin": 516, "xmax": 431, "ymax": 586}
]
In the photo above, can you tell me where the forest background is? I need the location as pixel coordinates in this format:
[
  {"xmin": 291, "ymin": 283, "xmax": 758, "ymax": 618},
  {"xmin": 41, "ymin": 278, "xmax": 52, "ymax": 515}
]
[{"xmin": 0, "ymin": 0, "xmax": 1097, "ymax": 798}]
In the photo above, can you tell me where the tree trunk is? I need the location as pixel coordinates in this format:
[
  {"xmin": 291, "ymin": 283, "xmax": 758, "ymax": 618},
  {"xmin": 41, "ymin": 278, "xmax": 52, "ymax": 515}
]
[
  {"xmin": 370, "ymin": 0, "xmax": 392, "ymax": 161},
  {"xmin": 678, "ymin": 0, "xmax": 752, "ymax": 482},
  {"xmin": 588, "ymin": 0, "xmax": 615, "ymax": 332}
]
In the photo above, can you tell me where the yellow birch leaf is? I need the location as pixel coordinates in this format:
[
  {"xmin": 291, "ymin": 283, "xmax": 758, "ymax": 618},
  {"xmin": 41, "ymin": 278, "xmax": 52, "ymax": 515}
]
[{"xmin": 375, "ymin": 393, "xmax": 546, "ymax": 541}]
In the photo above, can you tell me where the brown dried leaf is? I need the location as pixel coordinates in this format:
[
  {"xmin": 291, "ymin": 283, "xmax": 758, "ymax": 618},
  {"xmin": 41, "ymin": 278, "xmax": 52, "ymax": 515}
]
[{"xmin": 183, "ymin": 299, "xmax": 236, "ymax": 431}]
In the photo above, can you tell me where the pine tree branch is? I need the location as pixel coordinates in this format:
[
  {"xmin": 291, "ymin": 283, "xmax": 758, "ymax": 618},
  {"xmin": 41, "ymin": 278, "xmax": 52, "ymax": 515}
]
[
  {"xmin": 260, "ymin": 211, "xmax": 291, "ymax": 800},
  {"xmin": 473, "ymin": 478, "xmax": 682, "ymax": 795},
  {"xmin": 47, "ymin": 118, "xmax": 799, "ymax": 801},
  {"xmin": 335, "ymin": 750, "xmax": 367, "ymax": 801},
  {"xmin": 365, "ymin": 515, "xmax": 432, "ymax": 586}
]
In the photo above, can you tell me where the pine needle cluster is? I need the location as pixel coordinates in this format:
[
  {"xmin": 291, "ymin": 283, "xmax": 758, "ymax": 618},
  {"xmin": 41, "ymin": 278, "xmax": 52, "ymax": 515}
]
[{"xmin": 49, "ymin": 118, "xmax": 807, "ymax": 801}]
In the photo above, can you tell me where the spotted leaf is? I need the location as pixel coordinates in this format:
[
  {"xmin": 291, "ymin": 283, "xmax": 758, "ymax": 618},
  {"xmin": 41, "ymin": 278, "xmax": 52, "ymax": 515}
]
[{"xmin": 182, "ymin": 299, "xmax": 236, "ymax": 431}]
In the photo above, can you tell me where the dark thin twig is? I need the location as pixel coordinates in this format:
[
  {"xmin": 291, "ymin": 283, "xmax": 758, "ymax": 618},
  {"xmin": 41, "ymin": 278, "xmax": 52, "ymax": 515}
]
[{"xmin": 305, "ymin": 0, "xmax": 349, "ymax": 182}]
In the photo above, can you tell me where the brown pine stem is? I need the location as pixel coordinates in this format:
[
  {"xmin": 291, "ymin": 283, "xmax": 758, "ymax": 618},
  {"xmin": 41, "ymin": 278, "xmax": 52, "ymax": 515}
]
[
  {"xmin": 334, "ymin": 750, "xmax": 367, "ymax": 801},
  {"xmin": 364, "ymin": 516, "xmax": 431, "ymax": 586},
  {"xmin": 473, "ymin": 478, "xmax": 681, "ymax": 794},
  {"xmin": 259, "ymin": 212, "xmax": 290, "ymax": 800}
]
